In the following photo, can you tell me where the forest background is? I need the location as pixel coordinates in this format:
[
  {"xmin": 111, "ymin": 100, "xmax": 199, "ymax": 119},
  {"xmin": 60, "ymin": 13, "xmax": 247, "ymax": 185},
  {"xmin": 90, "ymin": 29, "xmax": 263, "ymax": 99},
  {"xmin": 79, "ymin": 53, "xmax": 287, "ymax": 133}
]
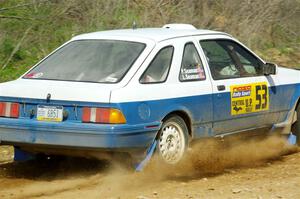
[{"xmin": 0, "ymin": 0, "xmax": 299, "ymax": 82}]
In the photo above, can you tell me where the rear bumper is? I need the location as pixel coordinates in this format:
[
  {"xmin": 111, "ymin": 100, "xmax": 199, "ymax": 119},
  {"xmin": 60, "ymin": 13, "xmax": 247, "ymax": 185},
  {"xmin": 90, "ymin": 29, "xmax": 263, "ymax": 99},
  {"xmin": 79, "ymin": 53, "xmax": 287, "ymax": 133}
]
[{"xmin": 0, "ymin": 118, "xmax": 161, "ymax": 151}]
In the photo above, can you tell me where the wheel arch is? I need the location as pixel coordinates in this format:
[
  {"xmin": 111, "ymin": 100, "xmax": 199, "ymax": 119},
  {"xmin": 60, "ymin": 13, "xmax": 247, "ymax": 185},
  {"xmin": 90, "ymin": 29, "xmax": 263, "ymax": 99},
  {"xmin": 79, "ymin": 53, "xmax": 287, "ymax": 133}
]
[
  {"xmin": 295, "ymin": 97, "xmax": 300, "ymax": 111},
  {"xmin": 294, "ymin": 97, "xmax": 300, "ymax": 123},
  {"xmin": 161, "ymin": 110, "xmax": 193, "ymax": 138}
]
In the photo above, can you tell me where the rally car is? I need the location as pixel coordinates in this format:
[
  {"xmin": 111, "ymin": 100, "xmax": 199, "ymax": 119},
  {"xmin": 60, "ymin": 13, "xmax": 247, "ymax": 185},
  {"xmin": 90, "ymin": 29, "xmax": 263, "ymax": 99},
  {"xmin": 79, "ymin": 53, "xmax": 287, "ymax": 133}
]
[{"xmin": 0, "ymin": 24, "xmax": 299, "ymax": 165}]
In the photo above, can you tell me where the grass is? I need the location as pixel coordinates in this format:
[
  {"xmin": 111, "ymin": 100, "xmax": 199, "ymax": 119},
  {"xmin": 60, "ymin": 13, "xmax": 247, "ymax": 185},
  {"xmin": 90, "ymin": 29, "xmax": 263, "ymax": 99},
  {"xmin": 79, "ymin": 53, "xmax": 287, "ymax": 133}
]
[{"xmin": 0, "ymin": 0, "xmax": 299, "ymax": 82}]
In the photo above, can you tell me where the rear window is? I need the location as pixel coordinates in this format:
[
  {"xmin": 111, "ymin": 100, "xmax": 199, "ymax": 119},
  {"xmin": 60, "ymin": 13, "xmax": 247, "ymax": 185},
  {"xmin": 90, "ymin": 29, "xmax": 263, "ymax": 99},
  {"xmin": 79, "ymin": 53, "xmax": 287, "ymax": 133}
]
[{"xmin": 24, "ymin": 40, "xmax": 146, "ymax": 83}]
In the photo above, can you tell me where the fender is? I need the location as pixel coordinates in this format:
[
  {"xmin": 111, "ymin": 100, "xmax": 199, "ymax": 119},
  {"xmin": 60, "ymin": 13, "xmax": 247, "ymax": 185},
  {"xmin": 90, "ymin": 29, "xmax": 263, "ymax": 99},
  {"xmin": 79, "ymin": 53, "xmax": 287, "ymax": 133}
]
[
  {"xmin": 273, "ymin": 95, "xmax": 300, "ymax": 134},
  {"xmin": 160, "ymin": 103, "xmax": 213, "ymax": 139},
  {"xmin": 289, "ymin": 84, "xmax": 300, "ymax": 111}
]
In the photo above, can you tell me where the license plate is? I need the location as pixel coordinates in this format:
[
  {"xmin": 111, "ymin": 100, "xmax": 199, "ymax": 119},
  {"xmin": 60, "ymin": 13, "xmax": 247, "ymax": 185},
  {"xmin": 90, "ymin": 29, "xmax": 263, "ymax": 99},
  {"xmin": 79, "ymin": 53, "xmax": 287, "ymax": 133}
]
[{"xmin": 37, "ymin": 105, "xmax": 63, "ymax": 122}]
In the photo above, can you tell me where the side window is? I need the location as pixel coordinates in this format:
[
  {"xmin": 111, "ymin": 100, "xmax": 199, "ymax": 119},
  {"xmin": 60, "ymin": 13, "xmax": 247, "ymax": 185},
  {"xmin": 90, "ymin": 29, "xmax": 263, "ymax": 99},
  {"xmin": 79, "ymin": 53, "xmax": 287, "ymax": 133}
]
[
  {"xmin": 200, "ymin": 40, "xmax": 240, "ymax": 80},
  {"xmin": 200, "ymin": 40, "xmax": 263, "ymax": 80},
  {"xmin": 140, "ymin": 46, "xmax": 174, "ymax": 83},
  {"xmin": 231, "ymin": 42, "xmax": 263, "ymax": 76},
  {"xmin": 179, "ymin": 43, "xmax": 206, "ymax": 81}
]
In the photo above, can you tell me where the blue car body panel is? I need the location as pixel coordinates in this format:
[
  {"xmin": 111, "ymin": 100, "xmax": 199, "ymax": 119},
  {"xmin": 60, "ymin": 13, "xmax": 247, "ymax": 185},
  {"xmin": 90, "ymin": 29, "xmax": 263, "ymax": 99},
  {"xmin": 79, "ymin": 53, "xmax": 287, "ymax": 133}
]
[{"xmin": 0, "ymin": 83, "xmax": 299, "ymax": 152}]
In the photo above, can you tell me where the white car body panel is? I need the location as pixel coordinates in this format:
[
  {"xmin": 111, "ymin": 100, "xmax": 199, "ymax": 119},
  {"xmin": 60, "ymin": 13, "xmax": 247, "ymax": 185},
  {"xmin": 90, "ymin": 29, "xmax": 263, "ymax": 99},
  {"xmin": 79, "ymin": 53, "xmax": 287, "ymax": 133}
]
[
  {"xmin": 276, "ymin": 67, "xmax": 300, "ymax": 85},
  {"xmin": 0, "ymin": 79, "xmax": 114, "ymax": 103},
  {"xmin": 110, "ymin": 37, "xmax": 213, "ymax": 103}
]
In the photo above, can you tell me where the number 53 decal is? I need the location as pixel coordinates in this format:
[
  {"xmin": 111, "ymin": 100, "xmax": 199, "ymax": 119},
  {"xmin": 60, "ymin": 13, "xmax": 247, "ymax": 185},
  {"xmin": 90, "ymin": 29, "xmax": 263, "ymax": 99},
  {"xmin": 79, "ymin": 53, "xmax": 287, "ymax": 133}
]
[{"xmin": 230, "ymin": 82, "xmax": 269, "ymax": 115}]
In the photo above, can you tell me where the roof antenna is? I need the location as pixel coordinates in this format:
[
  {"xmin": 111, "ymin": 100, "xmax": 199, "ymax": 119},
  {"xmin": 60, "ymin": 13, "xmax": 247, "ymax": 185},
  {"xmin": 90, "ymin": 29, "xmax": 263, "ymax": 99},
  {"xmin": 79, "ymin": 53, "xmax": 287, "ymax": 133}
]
[{"xmin": 132, "ymin": 21, "xmax": 137, "ymax": 29}]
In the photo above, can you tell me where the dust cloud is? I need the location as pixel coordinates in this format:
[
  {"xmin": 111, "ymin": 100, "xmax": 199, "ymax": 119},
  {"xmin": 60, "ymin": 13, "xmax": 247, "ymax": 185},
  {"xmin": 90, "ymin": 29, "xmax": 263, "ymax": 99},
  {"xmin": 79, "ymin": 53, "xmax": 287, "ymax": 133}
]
[
  {"xmin": 0, "ymin": 133, "xmax": 298, "ymax": 199},
  {"xmin": 101, "ymin": 134, "xmax": 298, "ymax": 191}
]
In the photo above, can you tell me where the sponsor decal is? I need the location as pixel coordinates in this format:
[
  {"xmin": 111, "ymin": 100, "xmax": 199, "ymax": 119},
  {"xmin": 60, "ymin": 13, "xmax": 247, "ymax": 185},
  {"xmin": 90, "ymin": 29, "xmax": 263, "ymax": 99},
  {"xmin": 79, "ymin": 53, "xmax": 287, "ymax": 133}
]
[
  {"xmin": 24, "ymin": 72, "xmax": 44, "ymax": 78},
  {"xmin": 230, "ymin": 82, "xmax": 269, "ymax": 115},
  {"xmin": 180, "ymin": 65, "xmax": 205, "ymax": 80}
]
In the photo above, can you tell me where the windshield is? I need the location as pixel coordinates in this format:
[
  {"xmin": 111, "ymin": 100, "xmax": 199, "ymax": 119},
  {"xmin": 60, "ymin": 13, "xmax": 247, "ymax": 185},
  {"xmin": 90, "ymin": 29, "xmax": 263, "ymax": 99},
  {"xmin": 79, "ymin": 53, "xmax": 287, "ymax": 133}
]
[{"xmin": 23, "ymin": 40, "xmax": 146, "ymax": 83}]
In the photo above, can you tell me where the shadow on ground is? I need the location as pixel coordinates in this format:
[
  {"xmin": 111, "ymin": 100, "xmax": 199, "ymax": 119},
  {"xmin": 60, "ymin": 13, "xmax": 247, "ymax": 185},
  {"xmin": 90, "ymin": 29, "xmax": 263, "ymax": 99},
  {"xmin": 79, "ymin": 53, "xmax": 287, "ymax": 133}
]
[{"xmin": 0, "ymin": 156, "xmax": 110, "ymax": 180}]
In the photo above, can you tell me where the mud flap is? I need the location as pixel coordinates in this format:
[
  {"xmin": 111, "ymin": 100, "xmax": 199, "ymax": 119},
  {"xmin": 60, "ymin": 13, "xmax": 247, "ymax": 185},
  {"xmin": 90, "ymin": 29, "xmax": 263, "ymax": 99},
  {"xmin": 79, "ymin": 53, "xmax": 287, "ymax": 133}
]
[
  {"xmin": 270, "ymin": 125, "xmax": 297, "ymax": 145},
  {"xmin": 14, "ymin": 147, "xmax": 35, "ymax": 162},
  {"xmin": 135, "ymin": 140, "xmax": 157, "ymax": 172},
  {"xmin": 287, "ymin": 133, "xmax": 297, "ymax": 145}
]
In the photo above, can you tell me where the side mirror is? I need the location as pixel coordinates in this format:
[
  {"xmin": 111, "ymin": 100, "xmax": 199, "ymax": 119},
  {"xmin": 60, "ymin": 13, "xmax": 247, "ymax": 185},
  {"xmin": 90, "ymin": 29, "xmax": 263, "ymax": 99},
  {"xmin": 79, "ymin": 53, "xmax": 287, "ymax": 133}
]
[{"xmin": 263, "ymin": 62, "xmax": 277, "ymax": 75}]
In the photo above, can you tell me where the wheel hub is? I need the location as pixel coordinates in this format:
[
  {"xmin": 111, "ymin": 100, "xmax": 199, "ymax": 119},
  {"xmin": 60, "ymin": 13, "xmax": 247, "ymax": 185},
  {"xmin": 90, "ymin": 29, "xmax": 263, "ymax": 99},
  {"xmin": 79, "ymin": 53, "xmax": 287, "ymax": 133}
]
[{"xmin": 158, "ymin": 122, "xmax": 185, "ymax": 164}]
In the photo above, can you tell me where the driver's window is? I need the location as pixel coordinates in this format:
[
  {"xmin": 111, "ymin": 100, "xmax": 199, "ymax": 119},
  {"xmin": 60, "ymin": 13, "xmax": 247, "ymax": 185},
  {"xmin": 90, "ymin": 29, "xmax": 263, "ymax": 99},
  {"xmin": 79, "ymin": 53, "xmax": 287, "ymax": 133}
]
[
  {"xmin": 230, "ymin": 42, "xmax": 263, "ymax": 76},
  {"xmin": 200, "ymin": 40, "xmax": 263, "ymax": 80},
  {"xmin": 200, "ymin": 40, "xmax": 239, "ymax": 80},
  {"xmin": 179, "ymin": 43, "xmax": 206, "ymax": 81}
]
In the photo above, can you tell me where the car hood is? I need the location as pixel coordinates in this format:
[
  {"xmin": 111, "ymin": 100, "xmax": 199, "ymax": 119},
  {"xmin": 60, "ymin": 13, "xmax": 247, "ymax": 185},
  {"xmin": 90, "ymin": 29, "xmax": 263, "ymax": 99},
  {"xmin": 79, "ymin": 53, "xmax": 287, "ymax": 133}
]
[
  {"xmin": 0, "ymin": 79, "xmax": 119, "ymax": 103},
  {"xmin": 277, "ymin": 66, "xmax": 300, "ymax": 85}
]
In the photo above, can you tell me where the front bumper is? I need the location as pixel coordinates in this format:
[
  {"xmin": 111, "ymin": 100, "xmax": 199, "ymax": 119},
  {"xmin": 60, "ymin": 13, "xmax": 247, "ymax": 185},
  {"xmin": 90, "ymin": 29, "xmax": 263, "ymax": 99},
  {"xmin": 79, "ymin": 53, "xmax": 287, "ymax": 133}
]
[{"xmin": 0, "ymin": 118, "xmax": 161, "ymax": 150}]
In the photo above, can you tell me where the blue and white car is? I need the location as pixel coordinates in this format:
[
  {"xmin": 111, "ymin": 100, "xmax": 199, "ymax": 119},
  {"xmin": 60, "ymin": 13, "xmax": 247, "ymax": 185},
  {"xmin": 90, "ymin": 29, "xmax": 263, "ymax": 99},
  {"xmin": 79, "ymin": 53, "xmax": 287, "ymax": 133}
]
[{"xmin": 0, "ymin": 24, "xmax": 299, "ymax": 165}]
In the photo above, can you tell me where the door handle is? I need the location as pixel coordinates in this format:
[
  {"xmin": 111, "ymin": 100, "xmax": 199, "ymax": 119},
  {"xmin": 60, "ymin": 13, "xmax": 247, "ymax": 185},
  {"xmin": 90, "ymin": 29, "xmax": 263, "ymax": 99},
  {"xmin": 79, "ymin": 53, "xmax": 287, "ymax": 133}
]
[{"xmin": 217, "ymin": 85, "xmax": 225, "ymax": 91}]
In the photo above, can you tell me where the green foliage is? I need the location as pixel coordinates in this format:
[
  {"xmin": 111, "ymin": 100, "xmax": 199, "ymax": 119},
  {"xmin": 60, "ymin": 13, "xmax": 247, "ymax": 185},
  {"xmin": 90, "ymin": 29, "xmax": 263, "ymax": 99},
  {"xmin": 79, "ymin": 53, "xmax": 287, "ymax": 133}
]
[
  {"xmin": 2, "ymin": 38, "xmax": 14, "ymax": 56},
  {"xmin": 0, "ymin": 0, "xmax": 299, "ymax": 82}
]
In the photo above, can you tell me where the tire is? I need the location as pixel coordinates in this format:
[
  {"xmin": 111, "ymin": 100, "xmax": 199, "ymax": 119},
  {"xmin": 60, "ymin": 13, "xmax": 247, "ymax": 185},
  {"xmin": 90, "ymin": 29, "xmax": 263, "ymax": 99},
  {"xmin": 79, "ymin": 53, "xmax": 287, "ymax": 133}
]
[
  {"xmin": 292, "ymin": 104, "xmax": 300, "ymax": 145},
  {"xmin": 157, "ymin": 115, "xmax": 189, "ymax": 164}
]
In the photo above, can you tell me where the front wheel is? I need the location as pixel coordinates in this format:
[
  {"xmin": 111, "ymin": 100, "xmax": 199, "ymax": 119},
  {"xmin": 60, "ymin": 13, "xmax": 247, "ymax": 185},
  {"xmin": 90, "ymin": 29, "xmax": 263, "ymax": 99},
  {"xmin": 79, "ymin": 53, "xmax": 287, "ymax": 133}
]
[
  {"xmin": 157, "ymin": 115, "xmax": 189, "ymax": 164},
  {"xmin": 292, "ymin": 104, "xmax": 300, "ymax": 145}
]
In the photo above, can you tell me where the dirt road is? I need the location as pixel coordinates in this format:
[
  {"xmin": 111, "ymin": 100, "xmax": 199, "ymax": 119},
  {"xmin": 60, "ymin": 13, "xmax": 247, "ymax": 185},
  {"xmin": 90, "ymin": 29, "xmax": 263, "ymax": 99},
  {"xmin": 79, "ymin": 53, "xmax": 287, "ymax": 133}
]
[{"xmin": 0, "ymin": 135, "xmax": 299, "ymax": 199}]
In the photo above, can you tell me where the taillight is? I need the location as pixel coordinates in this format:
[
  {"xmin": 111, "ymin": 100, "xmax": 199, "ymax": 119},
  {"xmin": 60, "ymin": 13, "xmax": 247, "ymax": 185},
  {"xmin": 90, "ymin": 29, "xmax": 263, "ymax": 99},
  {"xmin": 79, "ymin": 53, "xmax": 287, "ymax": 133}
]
[
  {"xmin": 0, "ymin": 102, "xmax": 20, "ymax": 118},
  {"xmin": 82, "ymin": 107, "xmax": 126, "ymax": 124}
]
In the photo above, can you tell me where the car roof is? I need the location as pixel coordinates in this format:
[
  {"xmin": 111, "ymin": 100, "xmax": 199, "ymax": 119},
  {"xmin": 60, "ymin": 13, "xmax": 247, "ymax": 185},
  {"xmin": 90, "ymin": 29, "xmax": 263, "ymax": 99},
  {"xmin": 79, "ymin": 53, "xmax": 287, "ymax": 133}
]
[{"xmin": 73, "ymin": 25, "xmax": 232, "ymax": 43}]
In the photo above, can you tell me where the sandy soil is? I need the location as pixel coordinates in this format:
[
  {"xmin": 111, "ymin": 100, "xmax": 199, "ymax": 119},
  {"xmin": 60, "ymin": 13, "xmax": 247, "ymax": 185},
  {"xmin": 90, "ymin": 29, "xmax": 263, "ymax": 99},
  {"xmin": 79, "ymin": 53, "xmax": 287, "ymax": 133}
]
[{"xmin": 0, "ymin": 135, "xmax": 299, "ymax": 199}]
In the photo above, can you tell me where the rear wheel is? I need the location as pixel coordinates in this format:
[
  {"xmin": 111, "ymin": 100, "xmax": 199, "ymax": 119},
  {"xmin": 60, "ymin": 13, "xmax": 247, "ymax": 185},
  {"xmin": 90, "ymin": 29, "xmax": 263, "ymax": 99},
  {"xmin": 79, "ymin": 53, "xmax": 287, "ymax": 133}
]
[
  {"xmin": 292, "ymin": 104, "xmax": 300, "ymax": 145},
  {"xmin": 157, "ymin": 115, "xmax": 189, "ymax": 164}
]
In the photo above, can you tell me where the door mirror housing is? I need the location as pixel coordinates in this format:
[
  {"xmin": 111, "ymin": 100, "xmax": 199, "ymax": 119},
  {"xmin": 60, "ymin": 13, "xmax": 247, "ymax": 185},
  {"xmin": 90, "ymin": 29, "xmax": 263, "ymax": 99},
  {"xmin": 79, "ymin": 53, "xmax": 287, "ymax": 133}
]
[{"xmin": 263, "ymin": 62, "xmax": 277, "ymax": 75}]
